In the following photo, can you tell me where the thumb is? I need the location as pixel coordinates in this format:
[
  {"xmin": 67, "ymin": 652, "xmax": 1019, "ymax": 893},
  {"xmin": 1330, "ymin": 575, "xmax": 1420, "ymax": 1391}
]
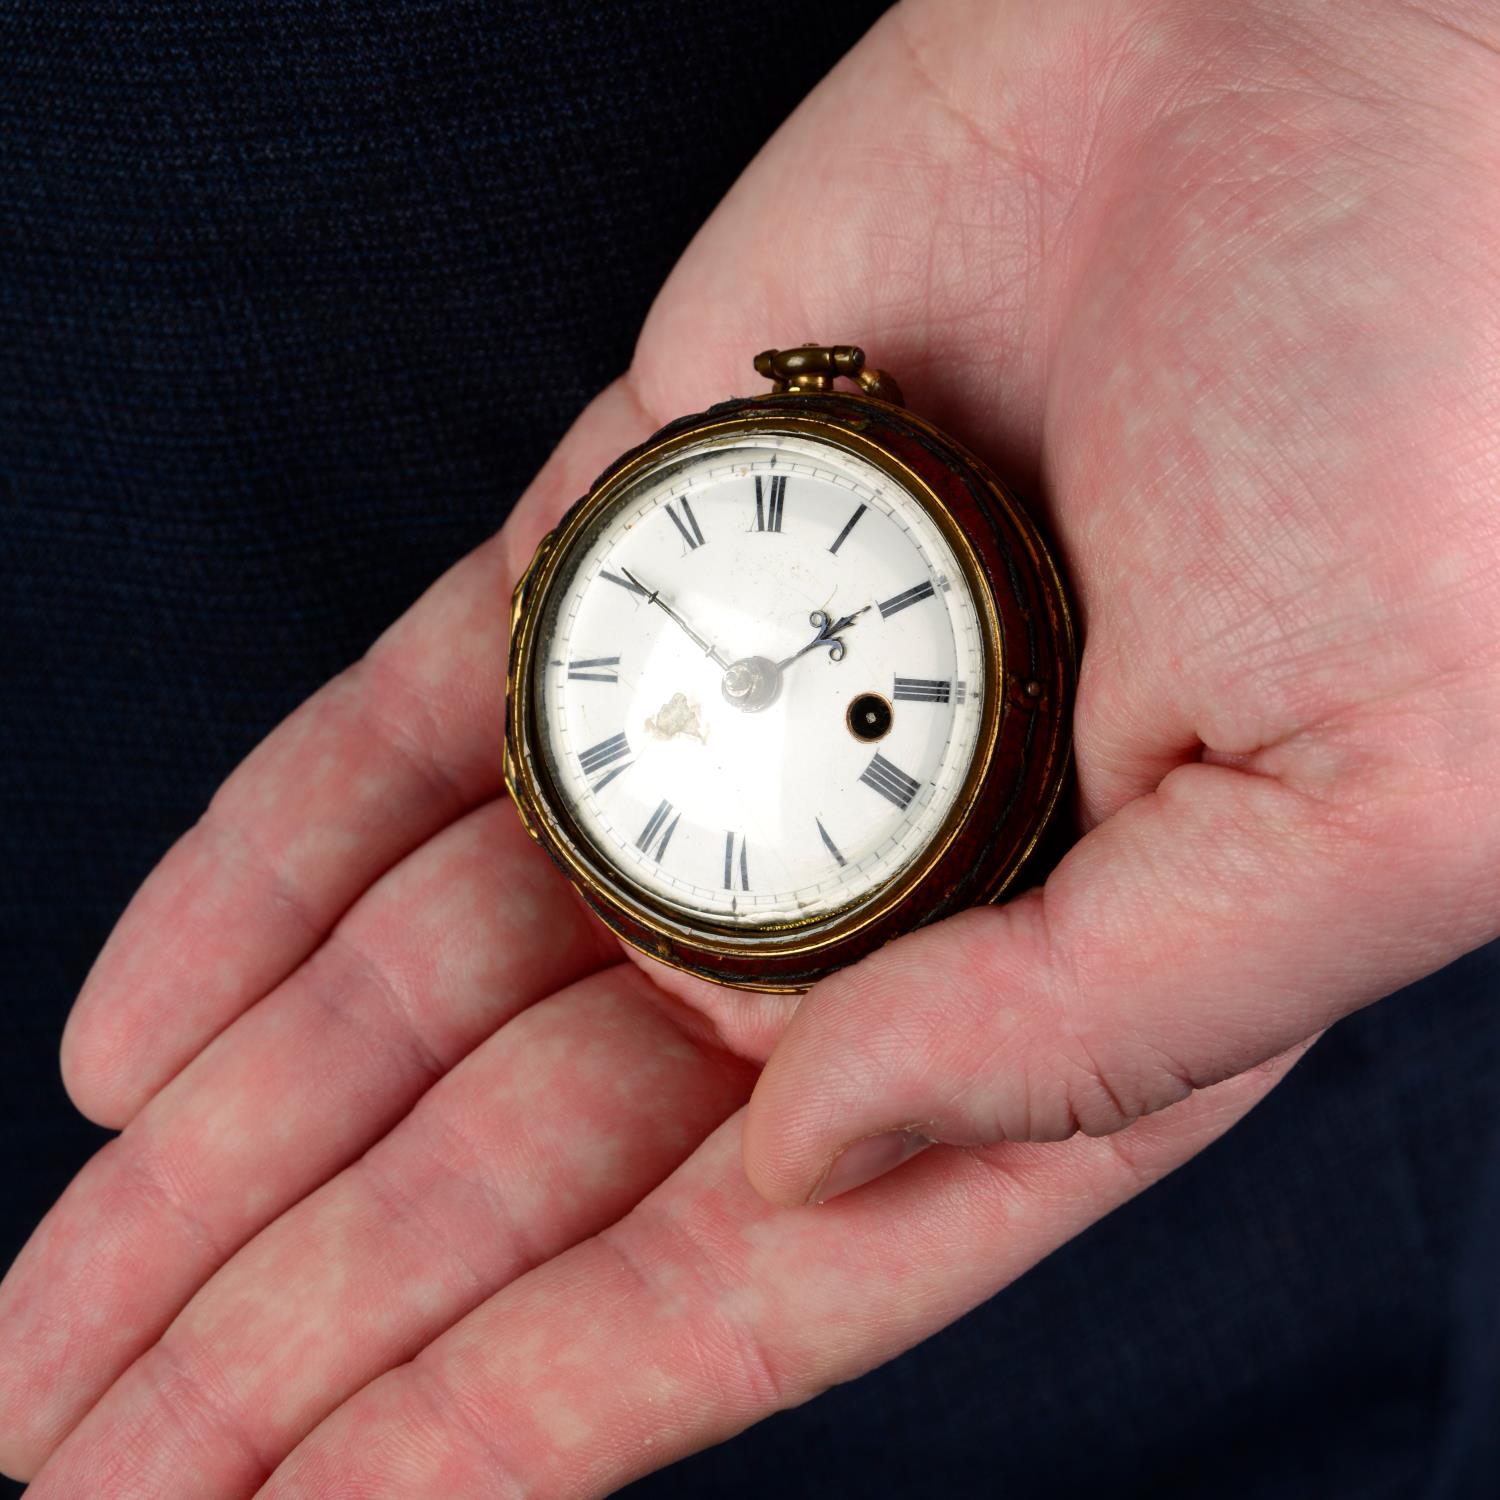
[{"xmin": 743, "ymin": 755, "xmax": 1489, "ymax": 1205}]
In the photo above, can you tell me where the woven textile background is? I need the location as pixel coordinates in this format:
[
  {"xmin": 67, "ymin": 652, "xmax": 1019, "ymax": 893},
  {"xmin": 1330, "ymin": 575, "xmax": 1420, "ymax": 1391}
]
[{"xmin": 2, "ymin": 4, "xmax": 1497, "ymax": 1496}]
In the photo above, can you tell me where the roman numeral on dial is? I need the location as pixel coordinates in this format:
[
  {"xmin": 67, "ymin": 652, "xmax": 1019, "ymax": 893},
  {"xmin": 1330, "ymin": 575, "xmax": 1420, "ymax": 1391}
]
[
  {"xmin": 723, "ymin": 830, "xmax": 750, "ymax": 890},
  {"xmin": 568, "ymin": 656, "xmax": 620, "ymax": 683},
  {"xmin": 877, "ymin": 580, "xmax": 936, "ymax": 619},
  {"xmin": 893, "ymin": 676, "xmax": 950, "ymax": 703},
  {"xmin": 636, "ymin": 799, "xmax": 681, "ymax": 861},
  {"xmin": 578, "ymin": 731, "xmax": 631, "ymax": 791},
  {"xmin": 828, "ymin": 503, "xmax": 866, "ymax": 555},
  {"xmin": 601, "ymin": 568, "xmax": 647, "ymax": 597},
  {"xmin": 816, "ymin": 817, "xmax": 847, "ymax": 868},
  {"xmin": 859, "ymin": 751, "xmax": 922, "ymax": 810},
  {"xmin": 754, "ymin": 475, "xmax": 786, "ymax": 532},
  {"xmin": 665, "ymin": 498, "xmax": 705, "ymax": 550}
]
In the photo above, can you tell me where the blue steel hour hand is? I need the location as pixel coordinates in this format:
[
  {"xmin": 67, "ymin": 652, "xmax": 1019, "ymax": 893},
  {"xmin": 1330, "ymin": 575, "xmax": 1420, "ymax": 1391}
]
[
  {"xmin": 777, "ymin": 605, "xmax": 870, "ymax": 669},
  {"xmin": 619, "ymin": 567, "xmax": 732, "ymax": 670}
]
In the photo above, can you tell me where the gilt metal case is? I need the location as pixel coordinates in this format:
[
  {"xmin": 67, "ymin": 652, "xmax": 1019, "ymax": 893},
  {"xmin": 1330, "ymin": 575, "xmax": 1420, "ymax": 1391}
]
[{"xmin": 504, "ymin": 388, "xmax": 1075, "ymax": 991}]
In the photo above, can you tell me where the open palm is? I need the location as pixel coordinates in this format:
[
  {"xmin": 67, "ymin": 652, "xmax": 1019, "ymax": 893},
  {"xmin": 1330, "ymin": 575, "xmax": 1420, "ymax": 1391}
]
[{"xmin": 4, "ymin": 1, "xmax": 1498, "ymax": 1493}]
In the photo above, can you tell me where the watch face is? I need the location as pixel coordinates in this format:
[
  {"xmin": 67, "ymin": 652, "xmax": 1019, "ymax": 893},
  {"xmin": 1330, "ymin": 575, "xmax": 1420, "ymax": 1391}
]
[{"xmin": 531, "ymin": 430, "xmax": 990, "ymax": 930}]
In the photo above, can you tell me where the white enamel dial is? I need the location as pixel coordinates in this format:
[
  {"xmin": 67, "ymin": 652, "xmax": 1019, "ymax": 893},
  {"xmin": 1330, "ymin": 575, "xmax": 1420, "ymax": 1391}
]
[{"xmin": 534, "ymin": 431, "xmax": 989, "ymax": 928}]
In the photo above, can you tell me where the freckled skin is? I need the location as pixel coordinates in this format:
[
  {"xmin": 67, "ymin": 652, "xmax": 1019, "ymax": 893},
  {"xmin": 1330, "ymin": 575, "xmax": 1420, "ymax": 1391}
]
[{"xmin": 5, "ymin": 1, "xmax": 1500, "ymax": 1494}]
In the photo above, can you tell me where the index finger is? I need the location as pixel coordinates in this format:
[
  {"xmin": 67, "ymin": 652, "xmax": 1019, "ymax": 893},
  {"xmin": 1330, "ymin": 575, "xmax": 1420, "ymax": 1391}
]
[{"xmin": 61, "ymin": 379, "xmax": 662, "ymax": 1129}]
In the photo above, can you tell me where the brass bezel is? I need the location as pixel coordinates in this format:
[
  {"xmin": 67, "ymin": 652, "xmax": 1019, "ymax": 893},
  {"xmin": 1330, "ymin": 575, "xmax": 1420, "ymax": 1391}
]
[{"xmin": 505, "ymin": 398, "xmax": 1030, "ymax": 990}]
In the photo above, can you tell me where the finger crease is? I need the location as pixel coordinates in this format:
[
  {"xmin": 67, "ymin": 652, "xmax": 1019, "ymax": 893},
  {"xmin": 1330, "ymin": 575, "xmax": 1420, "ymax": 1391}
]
[
  {"xmin": 355, "ymin": 1150, "xmax": 495, "ymax": 1304},
  {"xmin": 403, "ymin": 1359, "xmax": 530, "ymax": 1500},
  {"xmin": 354, "ymin": 653, "xmax": 485, "ymax": 817},
  {"xmin": 143, "ymin": 1330, "xmax": 280, "ymax": 1484},
  {"xmin": 198, "ymin": 807, "xmax": 326, "ymax": 950},
  {"xmin": 115, "ymin": 1131, "xmax": 238, "ymax": 1267},
  {"xmin": 319, "ymin": 926, "xmax": 451, "ymax": 1089},
  {"xmin": 594, "ymin": 1215, "xmax": 790, "ymax": 1414}
]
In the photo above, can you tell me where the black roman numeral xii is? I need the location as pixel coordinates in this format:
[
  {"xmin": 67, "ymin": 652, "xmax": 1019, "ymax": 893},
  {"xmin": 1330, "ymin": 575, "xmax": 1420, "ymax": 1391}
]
[{"xmin": 754, "ymin": 475, "xmax": 786, "ymax": 532}]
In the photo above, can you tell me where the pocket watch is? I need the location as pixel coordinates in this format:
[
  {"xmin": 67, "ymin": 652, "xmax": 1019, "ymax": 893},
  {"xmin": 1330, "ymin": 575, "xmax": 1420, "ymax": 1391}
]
[{"xmin": 504, "ymin": 344, "xmax": 1075, "ymax": 991}]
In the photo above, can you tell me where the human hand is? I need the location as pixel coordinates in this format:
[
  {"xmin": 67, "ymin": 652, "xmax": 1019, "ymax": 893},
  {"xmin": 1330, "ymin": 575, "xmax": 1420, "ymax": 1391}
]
[{"xmin": 4, "ymin": 1, "xmax": 1498, "ymax": 1494}]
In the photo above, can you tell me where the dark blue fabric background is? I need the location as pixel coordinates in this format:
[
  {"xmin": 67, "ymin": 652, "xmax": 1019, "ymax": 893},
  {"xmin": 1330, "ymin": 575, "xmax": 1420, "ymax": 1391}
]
[{"xmin": 1, "ymin": 4, "xmax": 1495, "ymax": 1496}]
